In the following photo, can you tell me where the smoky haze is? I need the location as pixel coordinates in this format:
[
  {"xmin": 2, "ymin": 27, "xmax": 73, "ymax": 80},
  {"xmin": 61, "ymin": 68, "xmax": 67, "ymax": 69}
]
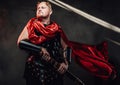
[{"xmin": 0, "ymin": 0, "xmax": 120, "ymax": 85}]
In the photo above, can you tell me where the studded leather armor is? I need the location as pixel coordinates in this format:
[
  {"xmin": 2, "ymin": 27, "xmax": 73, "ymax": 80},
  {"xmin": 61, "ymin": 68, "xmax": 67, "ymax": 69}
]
[{"xmin": 24, "ymin": 33, "xmax": 64, "ymax": 85}]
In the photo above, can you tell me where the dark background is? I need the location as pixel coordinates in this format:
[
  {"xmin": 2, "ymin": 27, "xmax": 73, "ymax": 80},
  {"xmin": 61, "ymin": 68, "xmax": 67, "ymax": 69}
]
[{"xmin": 0, "ymin": 0, "xmax": 120, "ymax": 85}]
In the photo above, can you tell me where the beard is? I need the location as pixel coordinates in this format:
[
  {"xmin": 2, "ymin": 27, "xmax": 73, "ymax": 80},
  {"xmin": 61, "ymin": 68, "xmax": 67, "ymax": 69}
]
[{"xmin": 36, "ymin": 13, "xmax": 50, "ymax": 19}]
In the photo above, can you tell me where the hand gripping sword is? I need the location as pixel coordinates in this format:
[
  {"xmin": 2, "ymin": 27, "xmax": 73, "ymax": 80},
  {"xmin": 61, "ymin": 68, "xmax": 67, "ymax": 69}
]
[{"xmin": 19, "ymin": 40, "xmax": 85, "ymax": 85}]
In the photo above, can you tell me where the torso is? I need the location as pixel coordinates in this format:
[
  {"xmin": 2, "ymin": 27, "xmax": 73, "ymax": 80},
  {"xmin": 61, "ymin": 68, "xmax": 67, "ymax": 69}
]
[{"xmin": 24, "ymin": 28, "xmax": 64, "ymax": 85}]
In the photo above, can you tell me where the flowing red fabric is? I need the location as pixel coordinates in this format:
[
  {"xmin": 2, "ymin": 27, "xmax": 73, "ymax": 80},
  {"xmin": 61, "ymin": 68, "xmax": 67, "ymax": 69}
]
[
  {"xmin": 26, "ymin": 17, "xmax": 116, "ymax": 79},
  {"xmin": 26, "ymin": 18, "xmax": 61, "ymax": 44}
]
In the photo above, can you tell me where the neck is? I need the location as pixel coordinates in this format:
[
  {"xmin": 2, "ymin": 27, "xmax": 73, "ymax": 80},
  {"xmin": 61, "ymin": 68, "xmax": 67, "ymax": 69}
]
[{"xmin": 38, "ymin": 17, "xmax": 50, "ymax": 25}]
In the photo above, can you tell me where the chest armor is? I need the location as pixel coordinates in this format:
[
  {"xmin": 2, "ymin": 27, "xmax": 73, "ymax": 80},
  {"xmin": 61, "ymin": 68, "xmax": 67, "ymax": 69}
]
[
  {"xmin": 24, "ymin": 29, "xmax": 64, "ymax": 84},
  {"xmin": 40, "ymin": 33, "xmax": 63, "ymax": 62}
]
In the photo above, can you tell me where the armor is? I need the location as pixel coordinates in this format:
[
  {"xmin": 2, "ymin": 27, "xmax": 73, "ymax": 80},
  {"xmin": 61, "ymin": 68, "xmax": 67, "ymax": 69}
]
[{"xmin": 23, "ymin": 33, "xmax": 64, "ymax": 85}]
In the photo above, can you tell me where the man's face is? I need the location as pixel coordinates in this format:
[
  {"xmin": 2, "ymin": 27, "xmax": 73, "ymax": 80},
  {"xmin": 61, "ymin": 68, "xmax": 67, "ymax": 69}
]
[{"xmin": 36, "ymin": 2, "xmax": 52, "ymax": 18}]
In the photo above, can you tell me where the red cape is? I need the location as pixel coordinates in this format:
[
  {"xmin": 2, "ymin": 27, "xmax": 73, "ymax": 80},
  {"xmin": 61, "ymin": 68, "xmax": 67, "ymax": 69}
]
[{"xmin": 27, "ymin": 17, "xmax": 116, "ymax": 79}]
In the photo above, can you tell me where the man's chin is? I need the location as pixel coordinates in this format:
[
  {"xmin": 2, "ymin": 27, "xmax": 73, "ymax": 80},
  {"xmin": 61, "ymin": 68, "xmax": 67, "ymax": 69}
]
[
  {"xmin": 37, "ymin": 16, "xmax": 48, "ymax": 19},
  {"xmin": 36, "ymin": 17, "xmax": 42, "ymax": 20}
]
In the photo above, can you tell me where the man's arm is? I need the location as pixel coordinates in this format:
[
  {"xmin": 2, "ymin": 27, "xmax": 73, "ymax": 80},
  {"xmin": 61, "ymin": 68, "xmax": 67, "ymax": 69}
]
[
  {"xmin": 57, "ymin": 38, "xmax": 72, "ymax": 74},
  {"xmin": 61, "ymin": 38, "xmax": 72, "ymax": 64},
  {"xmin": 17, "ymin": 26, "xmax": 28, "ymax": 46},
  {"xmin": 17, "ymin": 25, "xmax": 50, "ymax": 61}
]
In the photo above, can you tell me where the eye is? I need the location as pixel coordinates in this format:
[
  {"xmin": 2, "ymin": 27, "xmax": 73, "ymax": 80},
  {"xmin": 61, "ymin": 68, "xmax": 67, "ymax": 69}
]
[{"xmin": 41, "ymin": 6, "xmax": 46, "ymax": 9}]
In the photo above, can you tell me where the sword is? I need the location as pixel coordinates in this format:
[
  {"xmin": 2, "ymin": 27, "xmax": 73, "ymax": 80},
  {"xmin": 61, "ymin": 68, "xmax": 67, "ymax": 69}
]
[{"xmin": 19, "ymin": 40, "xmax": 85, "ymax": 85}]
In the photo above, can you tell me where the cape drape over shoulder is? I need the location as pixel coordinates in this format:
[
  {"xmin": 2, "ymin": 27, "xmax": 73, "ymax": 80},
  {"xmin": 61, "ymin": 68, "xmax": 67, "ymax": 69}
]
[{"xmin": 26, "ymin": 17, "xmax": 116, "ymax": 79}]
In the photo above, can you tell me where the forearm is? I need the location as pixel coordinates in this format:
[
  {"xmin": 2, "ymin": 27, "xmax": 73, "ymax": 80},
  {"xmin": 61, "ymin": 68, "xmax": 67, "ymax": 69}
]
[
  {"xmin": 61, "ymin": 38, "xmax": 69, "ymax": 63},
  {"xmin": 63, "ymin": 47, "xmax": 72, "ymax": 64}
]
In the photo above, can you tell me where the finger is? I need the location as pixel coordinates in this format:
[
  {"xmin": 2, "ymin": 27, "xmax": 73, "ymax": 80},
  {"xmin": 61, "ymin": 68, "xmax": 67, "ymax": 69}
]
[
  {"xmin": 59, "ymin": 68, "xmax": 65, "ymax": 74},
  {"xmin": 45, "ymin": 56, "xmax": 50, "ymax": 61},
  {"xmin": 42, "ymin": 55, "xmax": 50, "ymax": 61},
  {"xmin": 57, "ymin": 63, "xmax": 64, "ymax": 70},
  {"xmin": 43, "ymin": 52, "xmax": 49, "ymax": 57},
  {"xmin": 42, "ymin": 53, "xmax": 48, "ymax": 57},
  {"xmin": 60, "ymin": 66, "xmax": 68, "ymax": 73},
  {"xmin": 58, "ymin": 66, "xmax": 65, "ymax": 74},
  {"xmin": 45, "ymin": 52, "xmax": 50, "ymax": 56},
  {"xmin": 42, "ymin": 54, "xmax": 47, "ymax": 59}
]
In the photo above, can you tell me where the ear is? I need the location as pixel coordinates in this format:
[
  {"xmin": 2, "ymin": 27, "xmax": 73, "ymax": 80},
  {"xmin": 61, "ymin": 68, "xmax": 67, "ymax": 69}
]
[{"xmin": 50, "ymin": 10, "xmax": 53, "ymax": 15}]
